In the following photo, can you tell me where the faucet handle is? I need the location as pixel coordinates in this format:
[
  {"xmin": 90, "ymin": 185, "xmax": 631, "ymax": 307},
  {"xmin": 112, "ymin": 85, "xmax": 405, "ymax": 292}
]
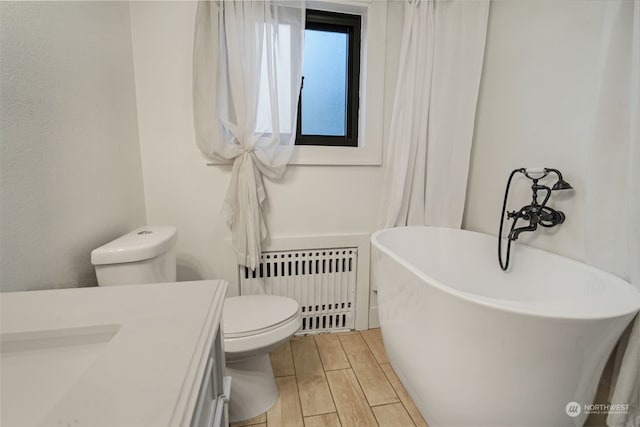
[{"xmin": 507, "ymin": 210, "xmax": 519, "ymax": 219}]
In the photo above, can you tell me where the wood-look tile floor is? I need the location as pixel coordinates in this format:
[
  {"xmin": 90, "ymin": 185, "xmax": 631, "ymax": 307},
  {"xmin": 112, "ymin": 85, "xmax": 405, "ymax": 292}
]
[{"xmin": 230, "ymin": 329, "xmax": 429, "ymax": 427}]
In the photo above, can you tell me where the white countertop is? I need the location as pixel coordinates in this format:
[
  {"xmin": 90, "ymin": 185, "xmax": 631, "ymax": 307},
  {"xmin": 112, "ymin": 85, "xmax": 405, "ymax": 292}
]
[{"xmin": 0, "ymin": 280, "xmax": 228, "ymax": 427}]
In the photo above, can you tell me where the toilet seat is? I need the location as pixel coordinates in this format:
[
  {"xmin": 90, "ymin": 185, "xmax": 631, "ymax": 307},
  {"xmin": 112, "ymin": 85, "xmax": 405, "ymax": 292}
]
[
  {"xmin": 224, "ymin": 295, "xmax": 301, "ymax": 357},
  {"xmin": 224, "ymin": 295, "xmax": 299, "ymax": 338}
]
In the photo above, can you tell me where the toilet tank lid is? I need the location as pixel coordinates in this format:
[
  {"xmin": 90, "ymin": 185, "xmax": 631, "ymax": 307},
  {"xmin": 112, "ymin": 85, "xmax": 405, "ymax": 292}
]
[{"xmin": 91, "ymin": 226, "xmax": 177, "ymax": 265}]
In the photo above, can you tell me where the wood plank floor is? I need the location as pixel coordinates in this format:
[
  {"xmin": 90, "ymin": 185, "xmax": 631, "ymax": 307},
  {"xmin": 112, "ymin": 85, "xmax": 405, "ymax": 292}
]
[{"xmin": 230, "ymin": 328, "xmax": 428, "ymax": 427}]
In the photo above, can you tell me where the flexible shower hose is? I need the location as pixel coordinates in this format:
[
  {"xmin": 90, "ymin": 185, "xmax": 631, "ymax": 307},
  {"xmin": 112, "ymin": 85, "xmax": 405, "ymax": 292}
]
[{"xmin": 498, "ymin": 168, "xmax": 524, "ymax": 271}]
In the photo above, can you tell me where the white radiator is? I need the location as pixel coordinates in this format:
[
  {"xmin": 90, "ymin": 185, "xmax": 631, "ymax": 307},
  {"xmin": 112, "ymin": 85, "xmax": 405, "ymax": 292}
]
[{"xmin": 240, "ymin": 248, "xmax": 358, "ymax": 334}]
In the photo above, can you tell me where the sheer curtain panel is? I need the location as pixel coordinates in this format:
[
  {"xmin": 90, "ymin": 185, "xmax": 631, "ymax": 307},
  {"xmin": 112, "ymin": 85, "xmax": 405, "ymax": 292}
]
[
  {"xmin": 193, "ymin": 1, "xmax": 305, "ymax": 269},
  {"xmin": 379, "ymin": 0, "xmax": 489, "ymax": 228},
  {"xmin": 585, "ymin": 2, "xmax": 640, "ymax": 426}
]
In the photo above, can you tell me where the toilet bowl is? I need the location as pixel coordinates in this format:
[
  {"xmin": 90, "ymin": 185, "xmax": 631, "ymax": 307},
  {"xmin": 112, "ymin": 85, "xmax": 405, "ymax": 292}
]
[
  {"xmin": 91, "ymin": 227, "xmax": 302, "ymax": 423},
  {"xmin": 223, "ymin": 295, "xmax": 301, "ymax": 423}
]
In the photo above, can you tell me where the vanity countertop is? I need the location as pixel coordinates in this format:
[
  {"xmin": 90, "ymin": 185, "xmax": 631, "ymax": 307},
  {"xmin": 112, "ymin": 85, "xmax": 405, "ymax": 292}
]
[{"xmin": 0, "ymin": 280, "xmax": 228, "ymax": 427}]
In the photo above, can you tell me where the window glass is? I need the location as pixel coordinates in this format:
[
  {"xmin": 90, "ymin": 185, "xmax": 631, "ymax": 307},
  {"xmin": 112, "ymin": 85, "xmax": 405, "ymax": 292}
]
[
  {"xmin": 301, "ymin": 29, "xmax": 348, "ymax": 136},
  {"xmin": 296, "ymin": 9, "xmax": 361, "ymax": 147}
]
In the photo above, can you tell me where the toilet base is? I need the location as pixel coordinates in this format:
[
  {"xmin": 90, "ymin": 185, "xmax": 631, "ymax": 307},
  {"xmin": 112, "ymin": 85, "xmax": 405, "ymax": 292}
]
[{"xmin": 225, "ymin": 353, "xmax": 279, "ymax": 423}]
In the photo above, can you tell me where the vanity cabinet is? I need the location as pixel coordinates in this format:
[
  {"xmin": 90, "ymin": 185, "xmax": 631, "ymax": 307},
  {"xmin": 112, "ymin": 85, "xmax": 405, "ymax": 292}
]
[
  {"xmin": 0, "ymin": 280, "xmax": 230, "ymax": 427},
  {"xmin": 191, "ymin": 327, "xmax": 231, "ymax": 427}
]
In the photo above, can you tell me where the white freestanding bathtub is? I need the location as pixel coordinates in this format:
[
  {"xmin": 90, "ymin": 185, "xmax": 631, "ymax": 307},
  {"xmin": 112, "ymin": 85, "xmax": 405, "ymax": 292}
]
[{"xmin": 371, "ymin": 226, "xmax": 640, "ymax": 427}]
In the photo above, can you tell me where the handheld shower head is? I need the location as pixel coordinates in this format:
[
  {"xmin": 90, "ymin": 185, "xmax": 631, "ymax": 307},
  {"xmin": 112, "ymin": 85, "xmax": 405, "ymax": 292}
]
[
  {"xmin": 545, "ymin": 168, "xmax": 573, "ymax": 191},
  {"xmin": 551, "ymin": 179, "xmax": 573, "ymax": 190}
]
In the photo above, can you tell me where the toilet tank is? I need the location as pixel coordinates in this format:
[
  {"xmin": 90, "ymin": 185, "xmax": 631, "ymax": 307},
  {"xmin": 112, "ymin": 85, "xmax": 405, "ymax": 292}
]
[{"xmin": 91, "ymin": 226, "xmax": 177, "ymax": 286}]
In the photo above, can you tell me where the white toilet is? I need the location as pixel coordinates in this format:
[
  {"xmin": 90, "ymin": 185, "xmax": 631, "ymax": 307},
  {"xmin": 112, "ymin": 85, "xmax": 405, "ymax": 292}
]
[
  {"xmin": 91, "ymin": 226, "xmax": 301, "ymax": 423},
  {"xmin": 223, "ymin": 295, "xmax": 300, "ymax": 422}
]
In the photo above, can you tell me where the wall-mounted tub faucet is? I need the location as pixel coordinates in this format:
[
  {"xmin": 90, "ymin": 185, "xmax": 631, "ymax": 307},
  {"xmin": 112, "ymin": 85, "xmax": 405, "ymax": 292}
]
[{"xmin": 498, "ymin": 168, "xmax": 573, "ymax": 271}]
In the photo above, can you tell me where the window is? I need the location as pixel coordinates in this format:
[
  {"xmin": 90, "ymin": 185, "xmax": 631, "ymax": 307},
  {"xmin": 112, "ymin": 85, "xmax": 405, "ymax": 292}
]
[
  {"xmin": 206, "ymin": 1, "xmax": 387, "ymax": 166},
  {"xmin": 296, "ymin": 9, "xmax": 362, "ymax": 147}
]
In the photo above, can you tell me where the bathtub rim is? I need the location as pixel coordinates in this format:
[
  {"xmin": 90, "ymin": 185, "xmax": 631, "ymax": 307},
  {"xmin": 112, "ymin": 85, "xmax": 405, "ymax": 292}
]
[{"xmin": 371, "ymin": 226, "xmax": 640, "ymax": 321}]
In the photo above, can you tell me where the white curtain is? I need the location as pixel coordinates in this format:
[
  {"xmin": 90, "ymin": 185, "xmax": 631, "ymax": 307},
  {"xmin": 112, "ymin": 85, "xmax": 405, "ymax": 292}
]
[
  {"xmin": 379, "ymin": 0, "xmax": 490, "ymax": 228},
  {"xmin": 585, "ymin": 1, "xmax": 640, "ymax": 426},
  {"xmin": 193, "ymin": 0, "xmax": 304, "ymax": 269}
]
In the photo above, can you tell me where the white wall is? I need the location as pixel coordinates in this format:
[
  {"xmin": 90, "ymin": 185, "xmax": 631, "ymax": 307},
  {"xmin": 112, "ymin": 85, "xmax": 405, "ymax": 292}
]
[
  {"xmin": 0, "ymin": 0, "xmax": 611, "ymax": 295},
  {"xmin": 0, "ymin": 2, "xmax": 147, "ymax": 292},
  {"xmin": 464, "ymin": 0, "xmax": 610, "ymax": 262},
  {"xmin": 0, "ymin": 0, "xmax": 615, "ymax": 321},
  {"xmin": 128, "ymin": 1, "xmax": 400, "ymax": 294}
]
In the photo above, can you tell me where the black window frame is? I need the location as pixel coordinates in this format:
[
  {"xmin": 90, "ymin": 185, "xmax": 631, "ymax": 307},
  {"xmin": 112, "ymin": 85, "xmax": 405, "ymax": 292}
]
[{"xmin": 295, "ymin": 9, "xmax": 362, "ymax": 147}]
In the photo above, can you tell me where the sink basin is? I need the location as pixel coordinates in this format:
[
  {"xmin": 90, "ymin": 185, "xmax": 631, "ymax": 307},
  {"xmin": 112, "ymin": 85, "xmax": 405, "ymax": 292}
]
[{"xmin": 1, "ymin": 324, "xmax": 120, "ymax": 426}]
